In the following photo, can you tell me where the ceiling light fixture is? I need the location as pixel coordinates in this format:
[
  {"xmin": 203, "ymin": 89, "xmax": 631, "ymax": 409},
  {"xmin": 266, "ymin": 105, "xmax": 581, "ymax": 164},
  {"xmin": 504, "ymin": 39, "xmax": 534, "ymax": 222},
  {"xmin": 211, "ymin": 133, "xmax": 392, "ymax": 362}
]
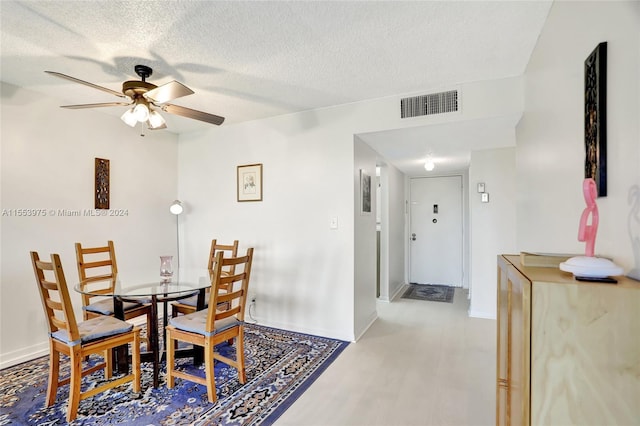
[
  {"xmin": 424, "ymin": 158, "xmax": 435, "ymax": 171},
  {"xmin": 121, "ymin": 98, "xmax": 166, "ymax": 130},
  {"xmin": 133, "ymin": 102, "xmax": 149, "ymax": 122},
  {"xmin": 120, "ymin": 108, "xmax": 137, "ymax": 127},
  {"xmin": 46, "ymin": 65, "xmax": 226, "ymax": 133},
  {"xmin": 148, "ymin": 110, "xmax": 166, "ymax": 129}
]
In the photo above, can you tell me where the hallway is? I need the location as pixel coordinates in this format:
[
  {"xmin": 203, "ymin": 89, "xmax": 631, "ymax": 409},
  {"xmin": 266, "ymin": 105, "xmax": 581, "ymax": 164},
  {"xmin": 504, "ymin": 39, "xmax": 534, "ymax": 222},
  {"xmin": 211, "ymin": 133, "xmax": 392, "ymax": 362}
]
[{"xmin": 275, "ymin": 288, "xmax": 496, "ymax": 426}]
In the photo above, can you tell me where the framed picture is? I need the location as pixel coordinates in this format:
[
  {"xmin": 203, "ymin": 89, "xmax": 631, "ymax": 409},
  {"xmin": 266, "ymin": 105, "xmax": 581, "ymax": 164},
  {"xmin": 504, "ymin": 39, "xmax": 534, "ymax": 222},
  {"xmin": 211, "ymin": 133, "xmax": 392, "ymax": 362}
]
[
  {"xmin": 360, "ymin": 169, "xmax": 372, "ymax": 215},
  {"xmin": 95, "ymin": 158, "xmax": 110, "ymax": 209},
  {"xmin": 237, "ymin": 163, "xmax": 263, "ymax": 202},
  {"xmin": 584, "ymin": 42, "xmax": 607, "ymax": 197}
]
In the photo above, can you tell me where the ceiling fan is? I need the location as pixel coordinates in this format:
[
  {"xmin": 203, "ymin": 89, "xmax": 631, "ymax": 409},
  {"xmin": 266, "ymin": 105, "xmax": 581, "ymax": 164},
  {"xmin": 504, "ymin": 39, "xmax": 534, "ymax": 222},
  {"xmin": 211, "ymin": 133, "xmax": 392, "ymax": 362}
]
[{"xmin": 45, "ymin": 64, "xmax": 224, "ymax": 131}]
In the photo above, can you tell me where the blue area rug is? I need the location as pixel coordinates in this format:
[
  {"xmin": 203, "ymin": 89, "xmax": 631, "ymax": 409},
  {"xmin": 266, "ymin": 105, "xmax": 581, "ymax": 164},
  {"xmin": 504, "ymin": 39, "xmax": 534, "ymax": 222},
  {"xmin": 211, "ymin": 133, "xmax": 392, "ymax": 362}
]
[
  {"xmin": 403, "ymin": 283, "xmax": 455, "ymax": 303},
  {"xmin": 0, "ymin": 324, "xmax": 348, "ymax": 425}
]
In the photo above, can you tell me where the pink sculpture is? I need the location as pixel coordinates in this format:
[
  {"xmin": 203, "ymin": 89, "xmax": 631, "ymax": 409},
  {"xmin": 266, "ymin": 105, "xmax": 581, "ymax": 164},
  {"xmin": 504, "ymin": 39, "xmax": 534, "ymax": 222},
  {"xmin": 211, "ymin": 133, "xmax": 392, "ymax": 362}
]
[
  {"xmin": 560, "ymin": 177, "xmax": 623, "ymax": 278},
  {"xmin": 578, "ymin": 178, "xmax": 599, "ymax": 257}
]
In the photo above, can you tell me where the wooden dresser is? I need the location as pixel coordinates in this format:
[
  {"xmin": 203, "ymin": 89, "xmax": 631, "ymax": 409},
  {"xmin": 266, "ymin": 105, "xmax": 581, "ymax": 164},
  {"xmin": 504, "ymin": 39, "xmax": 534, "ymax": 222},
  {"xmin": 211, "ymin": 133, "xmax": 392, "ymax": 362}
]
[{"xmin": 496, "ymin": 254, "xmax": 640, "ymax": 425}]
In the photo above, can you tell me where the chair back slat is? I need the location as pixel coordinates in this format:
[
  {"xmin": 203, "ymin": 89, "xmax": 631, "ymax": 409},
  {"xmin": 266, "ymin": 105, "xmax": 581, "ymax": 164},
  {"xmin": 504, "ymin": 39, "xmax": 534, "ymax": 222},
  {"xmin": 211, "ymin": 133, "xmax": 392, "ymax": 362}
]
[
  {"xmin": 205, "ymin": 248, "xmax": 253, "ymax": 332},
  {"xmin": 30, "ymin": 251, "xmax": 80, "ymax": 341},
  {"xmin": 46, "ymin": 298, "xmax": 63, "ymax": 311},
  {"xmin": 41, "ymin": 280, "xmax": 58, "ymax": 291},
  {"xmin": 207, "ymin": 239, "xmax": 239, "ymax": 277},
  {"xmin": 35, "ymin": 259, "xmax": 55, "ymax": 271},
  {"xmin": 75, "ymin": 241, "xmax": 118, "ymax": 307},
  {"xmin": 81, "ymin": 260, "xmax": 113, "ymax": 269},
  {"xmin": 51, "ymin": 316, "xmax": 67, "ymax": 330},
  {"xmin": 79, "ymin": 246, "xmax": 112, "ymax": 255}
]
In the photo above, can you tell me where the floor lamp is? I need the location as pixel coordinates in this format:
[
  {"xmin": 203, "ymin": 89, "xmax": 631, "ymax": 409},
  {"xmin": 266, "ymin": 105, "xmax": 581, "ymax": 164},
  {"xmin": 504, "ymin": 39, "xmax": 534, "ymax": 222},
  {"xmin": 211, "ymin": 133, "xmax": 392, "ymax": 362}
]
[
  {"xmin": 169, "ymin": 200, "xmax": 184, "ymax": 269},
  {"xmin": 166, "ymin": 200, "xmax": 184, "ymax": 340}
]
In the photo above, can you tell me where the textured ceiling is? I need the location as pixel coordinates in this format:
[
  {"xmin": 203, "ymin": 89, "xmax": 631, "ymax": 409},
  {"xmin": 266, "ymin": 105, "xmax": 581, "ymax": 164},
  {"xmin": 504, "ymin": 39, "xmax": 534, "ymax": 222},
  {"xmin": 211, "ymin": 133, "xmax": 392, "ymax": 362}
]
[{"xmin": 1, "ymin": 0, "xmax": 552, "ymax": 176}]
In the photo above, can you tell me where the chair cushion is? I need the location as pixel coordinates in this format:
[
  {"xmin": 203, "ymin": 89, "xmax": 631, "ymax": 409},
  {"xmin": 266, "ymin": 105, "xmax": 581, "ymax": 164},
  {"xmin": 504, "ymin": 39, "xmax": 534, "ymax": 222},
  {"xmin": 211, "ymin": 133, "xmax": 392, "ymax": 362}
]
[
  {"xmin": 51, "ymin": 316, "xmax": 133, "ymax": 346},
  {"xmin": 175, "ymin": 294, "xmax": 209, "ymax": 308},
  {"xmin": 169, "ymin": 310, "xmax": 239, "ymax": 337},
  {"xmin": 83, "ymin": 298, "xmax": 146, "ymax": 316}
]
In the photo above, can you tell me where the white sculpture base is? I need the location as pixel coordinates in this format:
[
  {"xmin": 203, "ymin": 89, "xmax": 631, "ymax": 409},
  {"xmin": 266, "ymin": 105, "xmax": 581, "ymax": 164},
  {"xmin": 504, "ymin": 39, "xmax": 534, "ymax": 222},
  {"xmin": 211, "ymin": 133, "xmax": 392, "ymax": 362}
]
[{"xmin": 559, "ymin": 256, "xmax": 624, "ymax": 278}]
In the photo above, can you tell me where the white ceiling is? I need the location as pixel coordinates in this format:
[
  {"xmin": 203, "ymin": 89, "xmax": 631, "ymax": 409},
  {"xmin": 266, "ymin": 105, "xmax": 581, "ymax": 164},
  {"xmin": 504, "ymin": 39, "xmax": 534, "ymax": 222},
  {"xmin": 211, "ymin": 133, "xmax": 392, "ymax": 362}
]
[{"xmin": 1, "ymin": 0, "xmax": 552, "ymax": 176}]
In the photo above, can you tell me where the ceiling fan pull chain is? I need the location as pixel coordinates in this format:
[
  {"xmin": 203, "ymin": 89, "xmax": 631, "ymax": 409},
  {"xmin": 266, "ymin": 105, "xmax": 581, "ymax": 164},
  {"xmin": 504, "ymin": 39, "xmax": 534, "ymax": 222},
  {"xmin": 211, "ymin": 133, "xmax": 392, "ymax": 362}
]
[{"xmin": 140, "ymin": 121, "xmax": 146, "ymax": 137}]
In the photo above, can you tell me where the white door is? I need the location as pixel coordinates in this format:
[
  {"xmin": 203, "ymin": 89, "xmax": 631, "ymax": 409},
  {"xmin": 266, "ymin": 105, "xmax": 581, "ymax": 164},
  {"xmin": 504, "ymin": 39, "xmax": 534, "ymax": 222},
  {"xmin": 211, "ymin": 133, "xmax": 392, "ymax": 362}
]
[{"xmin": 410, "ymin": 176, "xmax": 462, "ymax": 286}]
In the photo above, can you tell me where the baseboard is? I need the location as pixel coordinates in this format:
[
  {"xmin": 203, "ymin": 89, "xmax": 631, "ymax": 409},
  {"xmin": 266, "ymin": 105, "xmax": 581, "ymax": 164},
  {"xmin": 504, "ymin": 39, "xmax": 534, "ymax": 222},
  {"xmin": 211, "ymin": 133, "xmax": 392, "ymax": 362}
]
[
  {"xmin": 468, "ymin": 309, "xmax": 496, "ymax": 320},
  {"xmin": 353, "ymin": 310, "xmax": 378, "ymax": 341},
  {"xmin": 377, "ymin": 296, "xmax": 391, "ymax": 303},
  {"xmin": 0, "ymin": 341, "xmax": 49, "ymax": 370},
  {"xmin": 250, "ymin": 317, "xmax": 355, "ymax": 343},
  {"xmin": 389, "ymin": 283, "xmax": 407, "ymax": 302}
]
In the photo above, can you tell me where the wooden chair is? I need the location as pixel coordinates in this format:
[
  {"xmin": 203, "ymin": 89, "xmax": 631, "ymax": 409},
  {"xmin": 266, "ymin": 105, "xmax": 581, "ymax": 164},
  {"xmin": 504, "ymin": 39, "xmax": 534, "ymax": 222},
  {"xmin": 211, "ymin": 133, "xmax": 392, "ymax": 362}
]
[
  {"xmin": 75, "ymin": 240, "xmax": 153, "ymax": 338},
  {"xmin": 166, "ymin": 247, "xmax": 253, "ymax": 403},
  {"xmin": 30, "ymin": 251, "xmax": 141, "ymax": 422},
  {"xmin": 171, "ymin": 239, "xmax": 239, "ymax": 317}
]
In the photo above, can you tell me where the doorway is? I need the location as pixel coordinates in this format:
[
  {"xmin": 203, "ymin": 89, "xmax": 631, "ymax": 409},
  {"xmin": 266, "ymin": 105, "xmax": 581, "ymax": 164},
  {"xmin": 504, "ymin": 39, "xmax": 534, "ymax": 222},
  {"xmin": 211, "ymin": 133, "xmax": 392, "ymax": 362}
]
[{"xmin": 410, "ymin": 175, "xmax": 463, "ymax": 286}]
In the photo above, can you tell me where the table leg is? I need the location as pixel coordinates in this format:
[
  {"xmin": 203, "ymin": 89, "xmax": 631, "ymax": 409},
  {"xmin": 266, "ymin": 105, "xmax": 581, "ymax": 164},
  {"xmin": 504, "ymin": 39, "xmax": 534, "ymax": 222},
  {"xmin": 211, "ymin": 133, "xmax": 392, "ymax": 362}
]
[
  {"xmin": 193, "ymin": 289, "xmax": 206, "ymax": 365},
  {"xmin": 162, "ymin": 298, "xmax": 169, "ymax": 359},
  {"xmin": 149, "ymin": 296, "xmax": 160, "ymax": 388},
  {"xmin": 113, "ymin": 296, "xmax": 128, "ymax": 375}
]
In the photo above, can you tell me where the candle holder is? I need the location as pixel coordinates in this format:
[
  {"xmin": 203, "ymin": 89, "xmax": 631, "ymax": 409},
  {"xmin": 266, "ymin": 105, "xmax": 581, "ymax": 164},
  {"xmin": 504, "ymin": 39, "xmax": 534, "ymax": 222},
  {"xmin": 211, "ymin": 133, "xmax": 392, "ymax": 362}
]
[{"xmin": 160, "ymin": 255, "xmax": 174, "ymax": 280}]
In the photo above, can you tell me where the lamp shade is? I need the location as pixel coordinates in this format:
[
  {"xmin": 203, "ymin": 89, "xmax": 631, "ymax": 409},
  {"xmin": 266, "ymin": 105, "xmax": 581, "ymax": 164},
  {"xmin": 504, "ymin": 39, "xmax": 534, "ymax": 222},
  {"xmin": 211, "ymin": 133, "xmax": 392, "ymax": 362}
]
[
  {"xmin": 169, "ymin": 200, "xmax": 183, "ymax": 215},
  {"xmin": 121, "ymin": 108, "xmax": 137, "ymax": 127},
  {"xmin": 148, "ymin": 110, "xmax": 166, "ymax": 129},
  {"xmin": 133, "ymin": 103, "xmax": 150, "ymax": 122}
]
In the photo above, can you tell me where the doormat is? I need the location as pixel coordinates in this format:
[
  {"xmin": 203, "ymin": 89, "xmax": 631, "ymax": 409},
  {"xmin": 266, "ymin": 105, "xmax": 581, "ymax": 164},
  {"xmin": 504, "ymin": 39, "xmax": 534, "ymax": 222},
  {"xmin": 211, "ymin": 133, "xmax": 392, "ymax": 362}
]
[{"xmin": 402, "ymin": 283, "xmax": 455, "ymax": 303}]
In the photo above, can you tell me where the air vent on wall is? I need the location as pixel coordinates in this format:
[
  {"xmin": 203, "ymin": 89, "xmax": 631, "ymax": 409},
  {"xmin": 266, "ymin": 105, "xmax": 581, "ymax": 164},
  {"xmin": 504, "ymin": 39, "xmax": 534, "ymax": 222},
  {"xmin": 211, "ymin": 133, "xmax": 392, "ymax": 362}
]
[{"xmin": 400, "ymin": 90, "xmax": 458, "ymax": 118}]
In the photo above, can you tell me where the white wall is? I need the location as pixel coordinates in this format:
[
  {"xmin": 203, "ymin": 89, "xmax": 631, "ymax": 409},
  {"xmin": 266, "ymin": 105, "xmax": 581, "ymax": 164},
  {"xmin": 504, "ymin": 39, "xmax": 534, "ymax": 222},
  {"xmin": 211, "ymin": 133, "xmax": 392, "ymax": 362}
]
[
  {"xmin": 0, "ymin": 82, "xmax": 179, "ymax": 367},
  {"xmin": 354, "ymin": 137, "xmax": 378, "ymax": 339},
  {"xmin": 376, "ymin": 161, "xmax": 406, "ymax": 302},
  {"xmin": 0, "ymin": 72, "xmax": 527, "ymax": 364},
  {"xmin": 468, "ymin": 148, "xmax": 517, "ymax": 319},
  {"xmin": 177, "ymin": 77, "xmax": 525, "ymax": 341},
  {"xmin": 388, "ymin": 163, "xmax": 407, "ymax": 300},
  {"xmin": 177, "ymin": 111, "xmax": 358, "ymax": 341},
  {"xmin": 517, "ymin": 1, "xmax": 640, "ymax": 273}
]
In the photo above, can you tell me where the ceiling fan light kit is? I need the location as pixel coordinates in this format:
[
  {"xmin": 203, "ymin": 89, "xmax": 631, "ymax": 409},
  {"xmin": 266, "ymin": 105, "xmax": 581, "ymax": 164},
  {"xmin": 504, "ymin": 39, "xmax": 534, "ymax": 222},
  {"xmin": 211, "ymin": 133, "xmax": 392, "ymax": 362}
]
[
  {"xmin": 46, "ymin": 64, "xmax": 224, "ymax": 133},
  {"xmin": 133, "ymin": 103, "xmax": 149, "ymax": 121},
  {"xmin": 148, "ymin": 110, "xmax": 166, "ymax": 129},
  {"xmin": 120, "ymin": 108, "xmax": 138, "ymax": 127}
]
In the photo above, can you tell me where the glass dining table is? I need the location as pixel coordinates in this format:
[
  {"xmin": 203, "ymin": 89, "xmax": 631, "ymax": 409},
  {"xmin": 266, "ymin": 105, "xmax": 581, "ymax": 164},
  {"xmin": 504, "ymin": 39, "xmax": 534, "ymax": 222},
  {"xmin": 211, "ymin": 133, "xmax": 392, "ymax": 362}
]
[{"xmin": 74, "ymin": 269, "xmax": 212, "ymax": 388}]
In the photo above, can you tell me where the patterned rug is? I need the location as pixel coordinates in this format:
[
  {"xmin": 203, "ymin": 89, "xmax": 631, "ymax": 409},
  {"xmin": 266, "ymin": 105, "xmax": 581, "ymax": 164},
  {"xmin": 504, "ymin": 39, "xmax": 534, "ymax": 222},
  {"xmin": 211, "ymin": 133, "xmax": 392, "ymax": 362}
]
[
  {"xmin": 402, "ymin": 283, "xmax": 455, "ymax": 303},
  {"xmin": 0, "ymin": 323, "xmax": 348, "ymax": 425}
]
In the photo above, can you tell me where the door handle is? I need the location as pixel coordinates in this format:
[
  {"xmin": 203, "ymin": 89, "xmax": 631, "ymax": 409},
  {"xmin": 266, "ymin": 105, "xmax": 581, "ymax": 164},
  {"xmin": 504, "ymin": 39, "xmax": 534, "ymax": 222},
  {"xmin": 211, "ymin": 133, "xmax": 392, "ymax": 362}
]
[{"xmin": 411, "ymin": 233, "xmax": 416, "ymax": 241}]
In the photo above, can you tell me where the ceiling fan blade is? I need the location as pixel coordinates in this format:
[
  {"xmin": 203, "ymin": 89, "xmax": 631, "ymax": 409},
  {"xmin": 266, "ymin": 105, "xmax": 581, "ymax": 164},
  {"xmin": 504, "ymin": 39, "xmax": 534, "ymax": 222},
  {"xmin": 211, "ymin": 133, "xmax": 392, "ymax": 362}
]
[
  {"xmin": 162, "ymin": 104, "xmax": 225, "ymax": 126},
  {"xmin": 60, "ymin": 102, "xmax": 132, "ymax": 109},
  {"xmin": 144, "ymin": 81, "xmax": 194, "ymax": 104},
  {"xmin": 45, "ymin": 71, "xmax": 126, "ymax": 98}
]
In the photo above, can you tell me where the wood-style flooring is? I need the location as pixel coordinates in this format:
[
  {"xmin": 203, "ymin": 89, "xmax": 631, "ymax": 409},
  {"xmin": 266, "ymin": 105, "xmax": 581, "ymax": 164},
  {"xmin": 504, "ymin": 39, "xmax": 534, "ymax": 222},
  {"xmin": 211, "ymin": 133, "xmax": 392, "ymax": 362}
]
[{"xmin": 274, "ymin": 288, "xmax": 496, "ymax": 426}]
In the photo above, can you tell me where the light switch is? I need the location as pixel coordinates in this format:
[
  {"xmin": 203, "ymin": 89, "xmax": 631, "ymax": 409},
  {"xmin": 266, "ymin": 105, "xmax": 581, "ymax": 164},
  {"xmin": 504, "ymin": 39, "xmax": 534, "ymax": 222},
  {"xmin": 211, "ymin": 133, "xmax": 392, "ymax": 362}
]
[{"xmin": 330, "ymin": 216, "xmax": 338, "ymax": 229}]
